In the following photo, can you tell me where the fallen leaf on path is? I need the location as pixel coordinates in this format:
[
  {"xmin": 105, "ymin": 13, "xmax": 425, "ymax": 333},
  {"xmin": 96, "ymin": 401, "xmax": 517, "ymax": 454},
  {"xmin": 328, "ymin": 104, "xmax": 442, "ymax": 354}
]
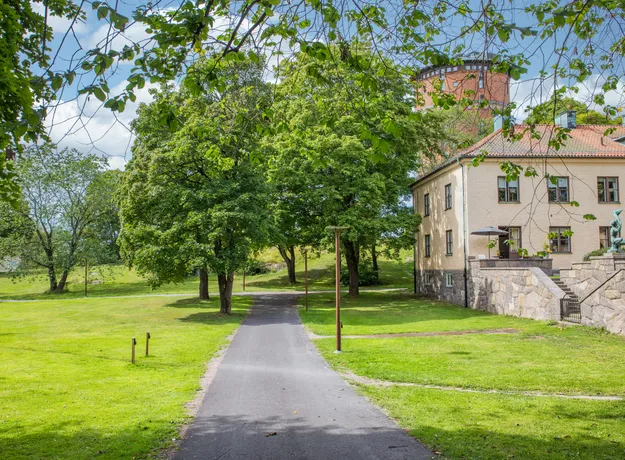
[{"xmin": 264, "ymin": 432, "xmax": 277, "ymax": 437}]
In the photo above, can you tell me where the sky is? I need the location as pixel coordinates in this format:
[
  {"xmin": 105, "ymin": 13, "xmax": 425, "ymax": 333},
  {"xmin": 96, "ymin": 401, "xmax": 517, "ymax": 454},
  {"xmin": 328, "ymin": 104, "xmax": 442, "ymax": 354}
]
[{"xmin": 35, "ymin": 0, "xmax": 625, "ymax": 171}]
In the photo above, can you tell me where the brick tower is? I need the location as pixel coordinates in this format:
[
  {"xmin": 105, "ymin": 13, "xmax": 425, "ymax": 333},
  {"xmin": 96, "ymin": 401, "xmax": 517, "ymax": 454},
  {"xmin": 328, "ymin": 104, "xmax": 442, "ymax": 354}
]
[{"xmin": 414, "ymin": 51, "xmax": 510, "ymax": 120}]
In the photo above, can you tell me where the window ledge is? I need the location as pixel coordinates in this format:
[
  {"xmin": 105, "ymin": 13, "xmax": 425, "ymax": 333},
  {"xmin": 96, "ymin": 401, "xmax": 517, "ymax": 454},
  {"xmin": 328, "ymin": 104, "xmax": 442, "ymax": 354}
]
[
  {"xmin": 498, "ymin": 201, "xmax": 521, "ymax": 204},
  {"xmin": 599, "ymin": 201, "xmax": 621, "ymax": 204}
]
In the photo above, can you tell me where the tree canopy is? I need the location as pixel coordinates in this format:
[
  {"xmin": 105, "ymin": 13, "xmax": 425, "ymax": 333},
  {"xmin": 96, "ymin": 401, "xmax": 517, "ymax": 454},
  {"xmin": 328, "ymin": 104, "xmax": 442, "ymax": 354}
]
[
  {"xmin": 119, "ymin": 57, "xmax": 271, "ymax": 311},
  {"xmin": 266, "ymin": 45, "xmax": 446, "ymax": 295},
  {"xmin": 0, "ymin": 145, "xmax": 110, "ymax": 292}
]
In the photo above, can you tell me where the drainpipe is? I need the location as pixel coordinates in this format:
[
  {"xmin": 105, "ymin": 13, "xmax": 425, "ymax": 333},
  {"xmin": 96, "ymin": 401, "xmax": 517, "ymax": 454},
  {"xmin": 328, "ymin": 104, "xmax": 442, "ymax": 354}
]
[
  {"xmin": 413, "ymin": 189, "xmax": 420, "ymax": 295},
  {"xmin": 457, "ymin": 158, "xmax": 469, "ymax": 308}
]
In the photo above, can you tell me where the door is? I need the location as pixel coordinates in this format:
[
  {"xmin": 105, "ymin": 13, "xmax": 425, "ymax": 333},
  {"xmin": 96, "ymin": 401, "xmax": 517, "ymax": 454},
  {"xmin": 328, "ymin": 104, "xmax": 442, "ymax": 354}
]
[{"xmin": 499, "ymin": 226, "xmax": 521, "ymax": 258}]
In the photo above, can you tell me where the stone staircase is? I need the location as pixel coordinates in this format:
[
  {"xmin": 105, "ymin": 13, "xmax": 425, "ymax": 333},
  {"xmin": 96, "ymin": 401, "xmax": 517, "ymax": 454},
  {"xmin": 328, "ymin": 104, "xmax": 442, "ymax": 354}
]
[{"xmin": 552, "ymin": 278, "xmax": 581, "ymax": 323}]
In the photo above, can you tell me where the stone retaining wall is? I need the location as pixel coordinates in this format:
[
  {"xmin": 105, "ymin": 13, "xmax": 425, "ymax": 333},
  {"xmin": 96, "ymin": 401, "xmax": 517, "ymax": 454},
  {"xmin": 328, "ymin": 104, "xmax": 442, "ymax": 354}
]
[
  {"xmin": 468, "ymin": 261, "xmax": 563, "ymax": 321},
  {"xmin": 580, "ymin": 269, "xmax": 625, "ymax": 336}
]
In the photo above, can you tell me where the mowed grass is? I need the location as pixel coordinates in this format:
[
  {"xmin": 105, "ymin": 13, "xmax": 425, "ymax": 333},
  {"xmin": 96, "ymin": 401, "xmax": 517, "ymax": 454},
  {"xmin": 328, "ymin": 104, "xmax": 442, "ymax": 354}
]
[
  {"xmin": 300, "ymin": 293, "xmax": 625, "ymax": 459},
  {"xmin": 0, "ymin": 295, "xmax": 252, "ymax": 459},
  {"xmin": 0, "ymin": 251, "xmax": 414, "ymax": 301}
]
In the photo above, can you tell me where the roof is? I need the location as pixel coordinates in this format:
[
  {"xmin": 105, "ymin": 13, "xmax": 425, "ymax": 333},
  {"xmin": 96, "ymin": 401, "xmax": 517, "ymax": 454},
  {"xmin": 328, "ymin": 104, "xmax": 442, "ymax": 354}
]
[
  {"xmin": 410, "ymin": 124, "xmax": 625, "ymax": 188},
  {"xmin": 416, "ymin": 51, "xmax": 497, "ymax": 76}
]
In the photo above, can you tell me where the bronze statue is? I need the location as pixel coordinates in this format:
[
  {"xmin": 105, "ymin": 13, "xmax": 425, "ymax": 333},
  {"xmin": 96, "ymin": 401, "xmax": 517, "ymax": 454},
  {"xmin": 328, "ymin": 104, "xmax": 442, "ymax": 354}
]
[{"xmin": 608, "ymin": 209, "xmax": 624, "ymax": 253}]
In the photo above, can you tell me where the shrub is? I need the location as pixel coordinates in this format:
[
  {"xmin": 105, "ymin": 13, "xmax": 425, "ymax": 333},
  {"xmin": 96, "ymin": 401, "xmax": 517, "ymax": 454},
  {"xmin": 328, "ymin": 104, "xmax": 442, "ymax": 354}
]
[
  {"xmin": 583, "ymin": 248, "xmax": 606, "ymax": 261},
  {"xmin": 340, "ymin": 263, "xmax": 379, "ymax": 286},
  {"xmin": 244, "ymin": 259, "xmax": 269, "ymax": 275}
]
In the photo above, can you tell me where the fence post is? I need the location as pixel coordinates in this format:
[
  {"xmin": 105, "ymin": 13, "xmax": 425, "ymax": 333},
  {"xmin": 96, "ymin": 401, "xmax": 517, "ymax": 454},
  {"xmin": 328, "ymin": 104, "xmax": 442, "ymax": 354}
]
[
  {"xmin": 131, "ymin": 337, "xmax": 136, "ymax": 364},
  {"xmin": 145, "ymin": 332, "xmax": 150, "ymax": 356}
]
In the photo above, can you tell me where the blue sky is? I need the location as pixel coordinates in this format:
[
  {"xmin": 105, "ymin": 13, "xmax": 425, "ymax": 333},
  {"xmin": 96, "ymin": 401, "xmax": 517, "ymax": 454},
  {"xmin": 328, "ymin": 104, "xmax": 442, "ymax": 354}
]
[{"xmin": 35, "ymin": 0, "xmax": 625, "ymax": 170}]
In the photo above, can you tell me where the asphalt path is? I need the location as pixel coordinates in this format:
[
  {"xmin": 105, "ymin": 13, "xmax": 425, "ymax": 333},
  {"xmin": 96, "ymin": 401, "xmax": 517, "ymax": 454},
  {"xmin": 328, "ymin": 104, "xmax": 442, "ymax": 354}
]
[{"xmin": 175, "ymin": 293, "xmax": 432, "ymax": 460}]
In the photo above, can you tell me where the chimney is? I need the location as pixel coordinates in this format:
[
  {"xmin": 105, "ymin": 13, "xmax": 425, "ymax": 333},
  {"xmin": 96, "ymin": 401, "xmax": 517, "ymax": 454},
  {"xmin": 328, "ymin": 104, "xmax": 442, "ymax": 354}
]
[
  {"xmin": 556, "ymin": 111, "xmax": 576, "ymax": 129},
  {"xmin": 494, "ymin": 115, "xmax": 503, "ymax": 131}
]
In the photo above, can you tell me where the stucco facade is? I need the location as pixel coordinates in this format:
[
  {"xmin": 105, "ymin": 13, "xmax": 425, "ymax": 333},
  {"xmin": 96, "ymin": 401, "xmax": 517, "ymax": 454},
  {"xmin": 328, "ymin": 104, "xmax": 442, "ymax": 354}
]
[{"xmin": 412, "ymin": 122, "xmax": 625, "ymax": 292}]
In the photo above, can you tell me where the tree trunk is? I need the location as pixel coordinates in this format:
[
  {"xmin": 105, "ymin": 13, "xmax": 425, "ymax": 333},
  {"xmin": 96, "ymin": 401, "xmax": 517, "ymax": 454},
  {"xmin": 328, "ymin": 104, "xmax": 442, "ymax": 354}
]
[
  {"xmin": 277, "ymin": 245, "xmax": 297, "ymax": 284},
  {"xmin": 199, "ymin": 268, "xmax": 209, "ymax": 300},
  {"xmin": 218, "ymin": 272, "xmax": 234, "ymax": 314},
  {"xmin": 371, "ymin": 244, "xmax": 379, "ymax": 276},
  {"xmin": 54, "ymin": 269, "xmax": 70, "ymax": 293},
  {"xmin": 47, "ymin": 265, "xmax": 58, "ymax": 292},
  {"xmin": 343, "ymin": 240, "xmax": 360, "ymax": 296}
]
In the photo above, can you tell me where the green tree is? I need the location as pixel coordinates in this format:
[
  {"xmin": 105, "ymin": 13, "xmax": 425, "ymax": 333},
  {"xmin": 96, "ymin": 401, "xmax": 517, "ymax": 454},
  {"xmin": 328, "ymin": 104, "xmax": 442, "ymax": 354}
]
[
  {"xmin": 0, "ymin": 145, "xmax": 109, "ymax": 292},
  {"xmin": 119, "ymin": 57, "xmax": 271, "ymax": 312},
  {"xmin": 525, "ymin": 96, "xmax": 619, "ymax": 125},
  {"xmin": 267, "ymin": 46, "xmax": 446, "ymax": 296},
  {"xmin": 82, "ymin": 170, "xmax": 123, "ymax": 264}
]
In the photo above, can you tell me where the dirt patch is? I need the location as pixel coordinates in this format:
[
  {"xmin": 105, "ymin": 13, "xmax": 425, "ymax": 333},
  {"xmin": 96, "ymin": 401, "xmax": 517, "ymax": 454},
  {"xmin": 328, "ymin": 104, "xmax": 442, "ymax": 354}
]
[
  {"xmin": 340, "ymin": 370, "xmax": 624, "ymax": 401},
  {"xmin": 308, "ymin": 328, "xmax": 521, "ymax": 340}
]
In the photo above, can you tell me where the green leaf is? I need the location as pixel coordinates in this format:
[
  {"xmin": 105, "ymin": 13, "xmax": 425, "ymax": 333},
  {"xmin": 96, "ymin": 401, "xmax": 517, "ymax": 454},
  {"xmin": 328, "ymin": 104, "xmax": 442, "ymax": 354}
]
[
  {"xmin": 97, "ymin": 6, "xmax": 109, "ymax": 20},
  {"xmin": 51, "ymin": 75, "xmax": 63, "ymax": 91},
  {"xmin": 93, "ymin": 87, "xmax": 106, "ymax": 102}
]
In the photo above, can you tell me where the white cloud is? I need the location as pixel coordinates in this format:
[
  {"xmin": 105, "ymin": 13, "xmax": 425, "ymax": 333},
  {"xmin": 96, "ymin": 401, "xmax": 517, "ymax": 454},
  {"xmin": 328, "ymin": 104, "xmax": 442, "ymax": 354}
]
[
  {"xmin": 31, "ymin": 2, "xmax": 89, "ymax": 36},
  {"xmin": 44, "ymin": 81, "xmax": 157, "ymax": 169},
  {"xmin": 511, "ymin": 74, "xmax": 625, "ymax": 121}
]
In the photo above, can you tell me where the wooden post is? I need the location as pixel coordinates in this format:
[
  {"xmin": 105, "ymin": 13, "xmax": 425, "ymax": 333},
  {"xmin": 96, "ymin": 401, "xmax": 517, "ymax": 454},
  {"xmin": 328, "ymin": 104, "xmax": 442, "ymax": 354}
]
[
  {"xmin": 131, "ymin": 337, "xmax": 136, "ymax": 364},
  {"xmin": 145, "ymin": 332, "xmax": 150, "ymax": 356},
  {"xmin": 304, "ymin": 251, "xmax": 309, "ymax": 312},
  {"xmin": 242, "ymin": 270, "xmax": 246, "ymax": 292},
  {"xmin": 335, "ymin": 231, "xmax": 341, "ymax": 352},
  {"xmin": 84, "ymin": 259, "xmax": 88, "ymax": 298}
]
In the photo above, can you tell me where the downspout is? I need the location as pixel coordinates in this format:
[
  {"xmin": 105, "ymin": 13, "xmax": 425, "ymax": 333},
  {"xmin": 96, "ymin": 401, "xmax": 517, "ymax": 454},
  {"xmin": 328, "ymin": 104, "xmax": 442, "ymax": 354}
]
[
  {"xmin": 457, "ymin": 157, "xmax": 469, "ymax": 308},
  {"xmin": 413, "ymin": 188, "xmax": 419, "ymax": 295}
]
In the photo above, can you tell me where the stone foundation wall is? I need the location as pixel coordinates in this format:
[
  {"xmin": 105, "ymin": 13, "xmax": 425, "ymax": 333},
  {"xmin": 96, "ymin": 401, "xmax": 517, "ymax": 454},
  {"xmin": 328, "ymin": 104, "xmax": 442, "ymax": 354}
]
[
  {"xmin": 468, "ymin": 261, "xmax": 563, "ymax": 321},
  {"xmin": 580, "ymin": 269, "xmax": 625, "ymax": 336},
  {"xmin": 560, "ymin": 254, "xmax": 625, "ymax": 299},
  {"xmin": 417, "ymin": 269, "xmax": 466, "ymax": 306}
]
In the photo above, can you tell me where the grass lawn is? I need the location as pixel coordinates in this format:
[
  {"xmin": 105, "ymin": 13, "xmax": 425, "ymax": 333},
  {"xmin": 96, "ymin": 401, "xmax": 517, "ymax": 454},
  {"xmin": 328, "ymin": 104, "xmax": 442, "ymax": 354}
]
[
  {"xmin": 0, "ymin": 295, "xmax": 252, "ymax": 459},
  {"xmin": 300, "ymin": 293, "xmax": 625, "ymax": 459},
  {"xmin": 0, "ymin": 251, "xmax": 414, "ymax": 300}
]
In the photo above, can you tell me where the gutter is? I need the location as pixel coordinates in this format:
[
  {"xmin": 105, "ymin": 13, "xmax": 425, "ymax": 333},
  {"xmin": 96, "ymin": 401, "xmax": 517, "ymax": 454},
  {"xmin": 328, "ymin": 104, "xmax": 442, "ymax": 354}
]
[{"xmin": 457, "ymin": 157, "xmax": 469, "ymax": 308}]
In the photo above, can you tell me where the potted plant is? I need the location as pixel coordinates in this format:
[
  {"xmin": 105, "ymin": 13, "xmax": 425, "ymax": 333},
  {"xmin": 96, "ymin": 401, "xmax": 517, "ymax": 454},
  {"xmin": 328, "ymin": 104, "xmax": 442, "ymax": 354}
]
[{"xmin": 518, "ymin": 248, "xmax": 529, "ymax": 259}]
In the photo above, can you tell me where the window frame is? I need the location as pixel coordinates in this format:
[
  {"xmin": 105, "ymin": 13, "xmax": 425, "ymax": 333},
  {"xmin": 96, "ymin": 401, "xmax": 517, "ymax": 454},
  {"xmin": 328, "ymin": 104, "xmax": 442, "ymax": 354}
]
[
  {"xmin": 444, "ymin": 183, "xmax": 452, "ymax": 210},
  {"xmin": 423, "ymin": 193, "xmax": 430, "ymax": 217},
  {"xmin": 598, "ymin": 176, "xmax": 619, "ymax": 203},
  {"xmin": 445, "ymin": 272, "xmax": 453, "ymax": 287},
  {"xmin": 424, "ymin": 234, "xmax": 431, "ymax": 258},
  {"xmin": 445, "ymin": 230, "xmax": 453, "ymax": 255},
  {"xmin": 497, "ymin": 176, "xmax": 520, "ymax": 203},
  {"xmin": 549, "ymin": 226, "xmax": 572, "ymax": 253},
  {"xmin": 547, "ymin": 176, "xmax": 570, "ymax": 203},
  {"xmin": 424, "ymin": 272, "xmax": 431, "ymax": 286}
]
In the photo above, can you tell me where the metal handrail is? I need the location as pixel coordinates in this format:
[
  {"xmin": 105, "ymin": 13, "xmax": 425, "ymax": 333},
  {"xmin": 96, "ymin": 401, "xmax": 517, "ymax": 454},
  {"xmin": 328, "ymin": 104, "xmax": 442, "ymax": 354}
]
[{"xmin": 579, "ymin": 268, "xmax": 625, "ymax": 304}]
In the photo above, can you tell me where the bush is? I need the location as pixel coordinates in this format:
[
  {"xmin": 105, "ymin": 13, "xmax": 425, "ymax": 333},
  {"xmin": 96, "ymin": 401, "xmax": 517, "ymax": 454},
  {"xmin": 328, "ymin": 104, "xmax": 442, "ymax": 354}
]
[
  {"xmin": 583, "ymin": 248, "xmax": 606, "ymax": 261},
  {"xmin": 340, "ymin": 263, "xmax": 379, "ymax": 286},
  {"xmin": 244, "ymin": 259, "xmax": 269, "ymax": 275}
]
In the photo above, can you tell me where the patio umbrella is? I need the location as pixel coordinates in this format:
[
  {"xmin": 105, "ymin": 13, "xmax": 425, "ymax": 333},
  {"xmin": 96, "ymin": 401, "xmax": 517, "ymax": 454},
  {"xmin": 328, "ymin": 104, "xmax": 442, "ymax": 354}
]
[{"xmin": 471, "ymin": 226, "xmax": 508, "ymax": 259}]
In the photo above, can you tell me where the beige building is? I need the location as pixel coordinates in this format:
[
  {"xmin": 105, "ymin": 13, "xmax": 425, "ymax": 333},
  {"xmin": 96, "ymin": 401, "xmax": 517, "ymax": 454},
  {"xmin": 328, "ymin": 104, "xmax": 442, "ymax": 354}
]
[{"xmin": 411, "ymin": 112, "xmax": 625, "ymax": 305}]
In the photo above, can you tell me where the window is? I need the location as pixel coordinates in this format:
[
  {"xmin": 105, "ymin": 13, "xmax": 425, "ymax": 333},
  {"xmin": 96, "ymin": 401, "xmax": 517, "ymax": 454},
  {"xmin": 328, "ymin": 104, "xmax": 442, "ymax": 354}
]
[
  {"xmin": 548, "ymin": 176, "xmax": 569, "ymax": 203},
  {"xmin": 499, "ymin": 227, "xmax": 521, "ymax": 258},
  {"xmin": 446, "ymin": 230, "xmax": 453, "ymax": 255},
  {"xmin": 498, "ymin": 177, "xmax": 519, "ymax": 202},
  {"xmin": 453, "ymin": 81, "xmax": 459, "ymax": 87},
  {"xmin": 441, "ymin": 79, "xmax": 445, "ymax": 91},
  {"xmin": 424, "ymin": 234, "xmax": 431, "ymax": 257},
  {"xmin": 445, "ymin": 272, "xmax": 453, "ymax": 287},
  {"xmin": 598, "ymin": 177, "xmax": 619, "ymax": 203},
  {"xmin": 478, "ymin": 72, "xmax": 484, "ymax": 89},
  {"xmin": 444, "ymin": 183, "xmax": 452, "ymax": 210},
  {"xmin": 423, "ymin": 193, "xmax": 430, "ymax": 216},
  {"xmin": 424, "ymin": 272, "xmax": 432, "ymax": 286},
  {"xmin": 600, "ymin": 226, "xmax": 620, "ymax": 249},
  {"xmin": 549, "ymin": 227, "xmax": 572, "ymax": 253}
]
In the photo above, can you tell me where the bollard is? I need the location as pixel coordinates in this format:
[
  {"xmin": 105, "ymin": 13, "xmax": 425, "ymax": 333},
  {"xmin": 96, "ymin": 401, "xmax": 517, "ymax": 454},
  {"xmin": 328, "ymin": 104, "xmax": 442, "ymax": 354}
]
[
  {"xmin": 146, "ymin": 332, "xmax": 151, "ymax": 356},
  {"xmin": 131, "ymin": 337, "xmax": 137, "ymax": 364},
  {"xmin": 84, "ymin": 259, "xmax": 88, "ymax": 298}
]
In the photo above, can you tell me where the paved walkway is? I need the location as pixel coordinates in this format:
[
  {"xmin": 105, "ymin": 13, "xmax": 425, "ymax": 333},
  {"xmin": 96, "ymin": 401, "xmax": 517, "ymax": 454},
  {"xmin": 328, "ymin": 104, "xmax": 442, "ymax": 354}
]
[{"xmin": 174, "ymin": 294, "xmax": 432, "ymax": 460}]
